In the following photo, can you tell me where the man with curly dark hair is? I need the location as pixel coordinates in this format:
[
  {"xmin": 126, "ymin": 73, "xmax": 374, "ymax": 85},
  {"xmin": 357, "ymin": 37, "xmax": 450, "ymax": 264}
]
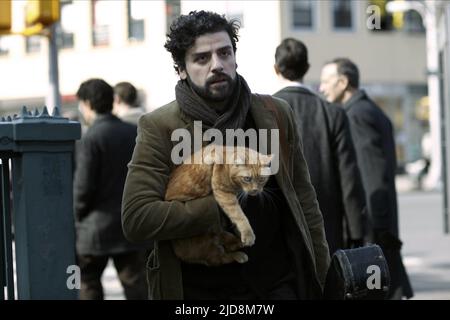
[{"xmin": 122, "ymin": 11, "xmax": 330, "ymax": 300}]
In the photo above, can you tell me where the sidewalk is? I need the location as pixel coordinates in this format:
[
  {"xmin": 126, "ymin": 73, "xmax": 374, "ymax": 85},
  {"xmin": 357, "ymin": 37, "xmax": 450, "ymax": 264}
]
[
  {"xmin": 399, "ymin": 191, "xmax": 450, "ymax": 300},
  {"xmin": 102, "ymin": 260, "xmax": 125, "ymax": 300},
  {"xmin": 396, "ymin": 174, "xmax": 419, "ymax": 193},
  {"xmin": 101, "ymin": 175, "xmax": 449, "ymax": 300}
]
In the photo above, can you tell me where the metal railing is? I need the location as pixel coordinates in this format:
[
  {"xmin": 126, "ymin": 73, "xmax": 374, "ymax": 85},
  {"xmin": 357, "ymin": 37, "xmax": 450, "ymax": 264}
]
[
  {"xmin": 1, "ymin": 156, "xmax": 14, "ymax": 300},
  {"xmin": 0, "ymin": 106, "xmax": 80, "ymax": 299}
]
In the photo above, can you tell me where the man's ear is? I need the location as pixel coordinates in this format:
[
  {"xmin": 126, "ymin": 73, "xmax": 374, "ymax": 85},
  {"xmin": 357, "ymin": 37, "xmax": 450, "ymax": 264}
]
[
  {"xmin": 261, "ymin": 154, "xmax": 273, "ymax": 166},
  {"xmin": 80, "ymin": 100, "xmax": 93, "ymax": 111},
  {"xmin": 339, "ymin": 75, "xmax": 349, "ymax": 89},
  {"xmin": 274, "ymin": 64, "xmax": 280, "ymax": 75},
  {"xmin": 179, "ymin": 68, "xmax": 187, "ymax": 80}
]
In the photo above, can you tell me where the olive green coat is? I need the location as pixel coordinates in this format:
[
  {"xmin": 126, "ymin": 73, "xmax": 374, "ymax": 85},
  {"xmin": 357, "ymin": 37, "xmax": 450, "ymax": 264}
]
[{"xmin": 121, "ymin": 95, "xmax": 330, "ymax": 299}]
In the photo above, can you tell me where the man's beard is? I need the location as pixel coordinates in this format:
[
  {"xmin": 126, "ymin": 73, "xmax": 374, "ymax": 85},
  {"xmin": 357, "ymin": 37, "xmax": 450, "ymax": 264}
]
[{"xmin": 187, "ymin": 72, "xmax": 236, "ymax": 102}]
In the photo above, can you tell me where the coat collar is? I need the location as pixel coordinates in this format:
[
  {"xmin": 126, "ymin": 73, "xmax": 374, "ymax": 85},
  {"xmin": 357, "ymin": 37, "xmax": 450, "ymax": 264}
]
[
  {"xmin": 179, "ymin": 104, "xmax": 191, "ymax": 126},
  {"xmin": 250, "ymin": 94, "xmax": 288, "ymax": 188},
  {"xmin": 92, "ymin": 112, "xmax": 118, "ymax": 125},
  {"xmin": 276, "ymin": 85, "xmax": 316, "ymax": 97},
  {"xmin": 249, "ymin": 94, "xmax": 278, "ymax": 132},
  {"xmin": 343, "ymin": 89, "xmax": 367, "ymax": 112}
]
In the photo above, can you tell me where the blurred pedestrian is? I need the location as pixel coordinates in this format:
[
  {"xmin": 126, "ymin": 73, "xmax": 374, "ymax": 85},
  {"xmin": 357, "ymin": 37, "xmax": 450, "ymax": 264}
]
[
  {"xmin": 113, "ymin": 81, "xmax": 145, "ymax": 125},
  {"xmin": 420, "ymin": 131, "xmax": 431, "ymax": 186},
  {"xmin": 319, "ymin": 58, "xmax": 414, "ymax": 299},
  {"xmin": 273, "ymin": 39, "xmax": 367, "ymax": 255},
  {"xmin": 74, "ymin": 78, "xmax": 147, "ymax": 300}
]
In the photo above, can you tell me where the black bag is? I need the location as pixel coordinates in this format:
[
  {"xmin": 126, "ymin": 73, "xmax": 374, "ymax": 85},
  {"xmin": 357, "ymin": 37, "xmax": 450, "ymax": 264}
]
[{"xmin": 323, "ymin": 244, "xmax": 390, "ymax": 300}]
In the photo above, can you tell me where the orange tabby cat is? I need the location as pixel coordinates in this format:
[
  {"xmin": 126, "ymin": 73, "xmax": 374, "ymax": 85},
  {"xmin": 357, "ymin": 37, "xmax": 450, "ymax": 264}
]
[{"xmin": 165, "ymin": 145, "xmax": 273, "ymax": 266}]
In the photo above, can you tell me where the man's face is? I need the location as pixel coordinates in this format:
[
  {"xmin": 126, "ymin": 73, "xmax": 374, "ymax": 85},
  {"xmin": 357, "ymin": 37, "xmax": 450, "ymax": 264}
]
[
  {"xmin": 78, "ymin": 100, "xmax": 95, "ymax": 126},
  {"xmin": 319, "ymin": 63, "xmax": 347, "ymax": 104},
  {"xmin": 180, "ymin": 31, "xmax": 237, "ymax": 101}
]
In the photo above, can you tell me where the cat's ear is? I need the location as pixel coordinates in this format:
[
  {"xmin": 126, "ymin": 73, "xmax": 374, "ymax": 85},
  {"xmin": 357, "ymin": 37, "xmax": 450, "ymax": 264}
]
[
  {"xmin": 235, "ymin": 153, "xmax": 245, "ymax": 165},
  {"xmin": 260, "ymin": 154, "xmax": 274, "ymax": 166},
  {"xmin": 203, "ymin": 144, "xmax": 217, "ymax": 165}
]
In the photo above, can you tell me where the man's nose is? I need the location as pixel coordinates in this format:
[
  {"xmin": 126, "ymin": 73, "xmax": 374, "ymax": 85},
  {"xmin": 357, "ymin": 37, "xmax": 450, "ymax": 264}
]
[{"xmin": 211, "ymin": 54, "xmax": 224, "ymax": 72}]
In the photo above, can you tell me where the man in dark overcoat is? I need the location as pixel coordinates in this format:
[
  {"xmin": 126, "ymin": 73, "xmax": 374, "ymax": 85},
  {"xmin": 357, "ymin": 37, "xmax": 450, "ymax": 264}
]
[
  {"xmin": 319, "ymin": 58, "xmax": 414, "ymax": 299},
  {"xmin": 273, "ymin": 38, "xmax": 367, "ymax": 255},
  {"xmin": 74, "ymin": 78, "xmax": 147, "ymax": 299}
]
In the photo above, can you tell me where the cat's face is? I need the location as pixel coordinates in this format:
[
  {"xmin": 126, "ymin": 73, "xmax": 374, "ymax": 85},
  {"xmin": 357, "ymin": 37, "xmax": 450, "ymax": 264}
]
[{"xmin": 230, "ymin": 154, "xmax": 273, "ymax": 196}]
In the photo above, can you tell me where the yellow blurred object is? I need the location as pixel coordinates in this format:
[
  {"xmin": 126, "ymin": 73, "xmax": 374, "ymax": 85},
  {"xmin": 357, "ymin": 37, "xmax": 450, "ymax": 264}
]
[
  {"xmin": 22, "ymin": 23, "xmax": 46, "ymax": 37},
  {"xmin": 0, "ymin": 0, "xmax": 12, "ymax": 32},
  {"xmin": 392, "ymin": 0, "xmax": 405, "ymax": 29},
  {"xmin": 416, "ymin": 96, "xmax": 430, "ymax": 121},
  {"xmin": 25, "ymin": 0, "xmax": 60, "ymax": 27}
]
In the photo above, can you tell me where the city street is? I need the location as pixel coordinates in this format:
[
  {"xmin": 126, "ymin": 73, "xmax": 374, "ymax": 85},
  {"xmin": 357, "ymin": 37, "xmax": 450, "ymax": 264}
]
[
  {"xmin": 2, "ymin": 0, "xmax": 450, "ymax": 304},
  {"xmin": 102, "ymin": 189, "xmax": 450, "ymax": 300},
  {"xmin": 399, "ymin": 191, "xmax": 450, "ymax": 299}
]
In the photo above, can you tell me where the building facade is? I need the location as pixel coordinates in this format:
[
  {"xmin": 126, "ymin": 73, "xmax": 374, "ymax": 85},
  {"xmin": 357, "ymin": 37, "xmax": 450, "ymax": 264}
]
[{"xmin": 0, "ymin": 0, "xmax": 429, "ymax": 166}]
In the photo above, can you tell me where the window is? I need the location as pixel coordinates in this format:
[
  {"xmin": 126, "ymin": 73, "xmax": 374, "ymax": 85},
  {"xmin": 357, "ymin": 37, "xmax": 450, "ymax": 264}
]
[
  {"xmin": 292, "ymin": 0, "xmax": 316, "ymax": 30},
  {"xmin": 368, "ymin": 0, "xmax": 425, "ymax": 33},
  {"xmin": 0, "ymin": 36, "xmax": 9, "ymax": 56},
  {"xmin": 166, "ymin": 0, "xmax": 181, "ymax": 34},
  {"xmin": 127, "ymin": 0, "xmax": 145, "ymax": 41},
  {"xmin": 92, "ymin": 0, "xmax": 110, "ymax": 46},
  {"xmin": 404, "ymin": 11, "xmax": 425, "ymax": 33},
  {"xmin": 56, "ymin": 24, "xmax": 74, "ymax": 49},
  {"xmin": 56, "ymin": 0, "xmax": 75, "ymax": 49},
  {"xmin": 332, "ymin": 0, "xmax": 353, "ymax": 30},
  {"xmin": 26, "ymin": 36, "xmax": 41, "ymax": 53}
]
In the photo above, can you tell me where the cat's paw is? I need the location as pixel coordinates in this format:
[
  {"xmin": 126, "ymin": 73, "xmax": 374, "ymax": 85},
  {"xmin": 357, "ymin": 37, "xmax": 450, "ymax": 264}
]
[
  {"xmin": 240, "ymin": 229, "xmax": 255, "ymax": 247},
  {"xmin": 232, "ymin": 251, "xmax": 249, "ymax": 264}
]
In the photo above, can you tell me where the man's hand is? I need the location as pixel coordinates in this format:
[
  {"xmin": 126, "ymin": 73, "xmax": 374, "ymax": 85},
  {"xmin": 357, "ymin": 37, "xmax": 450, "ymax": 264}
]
[
  {"xmin": 218, "ymin": 230, "xmax": 244, "ymax": 252},
  {"xmin": 373, "ymin": 229, "xmax": 403, "ymax": 250}
]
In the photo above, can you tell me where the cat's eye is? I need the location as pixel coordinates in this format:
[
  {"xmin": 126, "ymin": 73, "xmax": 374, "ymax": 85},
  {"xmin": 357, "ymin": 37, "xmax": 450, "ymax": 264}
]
[{"xmin": 242, "ymin": 176, "xmax": 252, "ymax": 183}]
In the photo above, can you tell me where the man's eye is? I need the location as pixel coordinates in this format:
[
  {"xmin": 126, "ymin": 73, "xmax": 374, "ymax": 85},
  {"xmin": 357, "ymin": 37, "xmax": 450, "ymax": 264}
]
[
  {"xmin": 220, "ymin": 51, "xmax": 231, "ymax": 57},
  {"xmin": 195, "ymin": 56, "xmax": 207, "ymax": 62}
]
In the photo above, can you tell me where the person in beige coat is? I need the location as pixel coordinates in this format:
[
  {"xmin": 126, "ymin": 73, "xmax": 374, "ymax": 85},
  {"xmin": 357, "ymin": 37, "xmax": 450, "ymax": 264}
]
[
  {"xmin": 113, "ymin": 81, "xmax": 145, "ymax": 126},
  {"xmin": 121, "ymin": 11, "xmax": 329, "ymax": 300}
]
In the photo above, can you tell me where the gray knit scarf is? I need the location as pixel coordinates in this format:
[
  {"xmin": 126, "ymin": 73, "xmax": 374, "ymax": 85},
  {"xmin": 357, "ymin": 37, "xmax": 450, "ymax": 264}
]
[{"xmin": 175, "ymin": 73, "xmax": 251, "ymax": 133}]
